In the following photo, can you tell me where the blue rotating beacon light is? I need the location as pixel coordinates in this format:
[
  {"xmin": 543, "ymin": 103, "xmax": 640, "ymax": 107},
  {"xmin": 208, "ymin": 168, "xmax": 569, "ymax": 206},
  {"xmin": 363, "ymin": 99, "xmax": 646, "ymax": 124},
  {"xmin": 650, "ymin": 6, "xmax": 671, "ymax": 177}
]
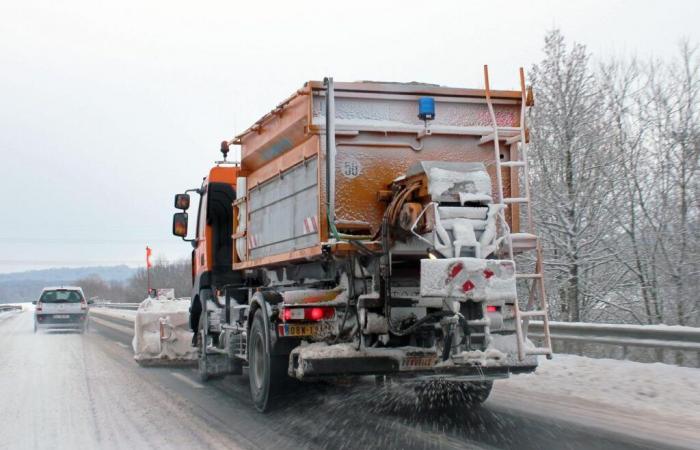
[
  {"xmin": 418, "ymin": 96, "xmax": 435, "ymax": 122},
  {"xmin": 417, "ymin": 97, "xmax": 435, "ymax": 144}
]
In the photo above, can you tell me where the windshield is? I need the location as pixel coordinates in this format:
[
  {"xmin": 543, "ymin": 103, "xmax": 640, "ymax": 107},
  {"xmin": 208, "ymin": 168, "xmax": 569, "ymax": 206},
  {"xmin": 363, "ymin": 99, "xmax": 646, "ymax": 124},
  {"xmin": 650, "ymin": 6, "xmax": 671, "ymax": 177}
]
[{"xmin": 39, "ymin": 290, "xmax": 83, "ymax": 303}]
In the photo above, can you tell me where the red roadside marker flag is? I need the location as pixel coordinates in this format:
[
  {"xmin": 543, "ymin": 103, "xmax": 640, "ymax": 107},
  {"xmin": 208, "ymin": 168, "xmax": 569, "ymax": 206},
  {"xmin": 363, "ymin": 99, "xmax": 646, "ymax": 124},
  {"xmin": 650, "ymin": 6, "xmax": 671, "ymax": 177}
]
[{"xmin": 146, "ymin": 246, "xmax": 153, "ymax": 268}]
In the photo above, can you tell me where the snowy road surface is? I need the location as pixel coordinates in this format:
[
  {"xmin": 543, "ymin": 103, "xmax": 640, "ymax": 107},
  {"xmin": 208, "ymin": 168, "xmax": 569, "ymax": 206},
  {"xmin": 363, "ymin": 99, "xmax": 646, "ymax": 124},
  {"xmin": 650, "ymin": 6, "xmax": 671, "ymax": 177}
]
[{"xmin": 1, "ymin": 307, "xmax": 698, "ymax": 450}]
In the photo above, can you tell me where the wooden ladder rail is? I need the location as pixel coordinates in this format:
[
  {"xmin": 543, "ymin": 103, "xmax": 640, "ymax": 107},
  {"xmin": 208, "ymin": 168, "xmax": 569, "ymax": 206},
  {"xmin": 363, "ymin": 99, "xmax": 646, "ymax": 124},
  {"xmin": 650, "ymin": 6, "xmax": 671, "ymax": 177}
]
[
  {"xmin": 483, "ymin": 65, "xmax": 553, "ymax": 361},
  {"xmin": 517, "ymin": 67, "xmax": 553, "ymax": 359},
  {"xmin": 483, "ymin": 65, "xmax": 514, "ymax": 262}
]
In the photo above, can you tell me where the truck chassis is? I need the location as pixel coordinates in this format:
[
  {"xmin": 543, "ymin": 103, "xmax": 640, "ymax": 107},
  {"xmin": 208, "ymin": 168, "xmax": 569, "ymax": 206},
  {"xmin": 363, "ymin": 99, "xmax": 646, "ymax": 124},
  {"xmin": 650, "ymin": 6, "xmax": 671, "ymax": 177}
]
[{"xmin": 174, "ymin": 69, "xmax": 552, "ymax": 412}]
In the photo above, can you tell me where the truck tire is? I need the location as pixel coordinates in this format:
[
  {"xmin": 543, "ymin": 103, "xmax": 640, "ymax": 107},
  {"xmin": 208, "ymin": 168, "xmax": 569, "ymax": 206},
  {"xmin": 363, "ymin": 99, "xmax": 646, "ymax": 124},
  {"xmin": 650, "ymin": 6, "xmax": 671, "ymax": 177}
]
[
  {"xmin": 248, "ymin": 309, "xmax": 286, "ymax": 412},
  {"xmin": 416, "ymin": 380, "xmax": 493, "ymax": 410},
  {"xmin": 189, "ymin": 296, "xmax": 202, "ymax": 335}
]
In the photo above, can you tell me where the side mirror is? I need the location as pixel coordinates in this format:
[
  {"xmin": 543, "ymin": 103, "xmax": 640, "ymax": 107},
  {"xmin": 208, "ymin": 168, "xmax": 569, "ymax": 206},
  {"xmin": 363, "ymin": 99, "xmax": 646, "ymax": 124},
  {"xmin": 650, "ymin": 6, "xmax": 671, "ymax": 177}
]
[
  {"xmin": 174, "ymin": 193, "xmax": 190, "ymax": 210},
  {"xmin": 32, "ymin": 301, "xmax": 37, "ymax": 305},
  {"xmin": 173, "ymin": 212, "xmax": 189, "ymax": 238}
]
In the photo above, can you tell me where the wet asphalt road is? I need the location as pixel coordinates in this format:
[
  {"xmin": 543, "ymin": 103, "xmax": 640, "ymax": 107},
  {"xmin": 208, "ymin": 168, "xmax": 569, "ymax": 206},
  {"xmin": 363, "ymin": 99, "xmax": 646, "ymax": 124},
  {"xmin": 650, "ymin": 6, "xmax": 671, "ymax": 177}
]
[{"xmin": 0, "ymin": 308, "xmax": 694, "ymax": 450}]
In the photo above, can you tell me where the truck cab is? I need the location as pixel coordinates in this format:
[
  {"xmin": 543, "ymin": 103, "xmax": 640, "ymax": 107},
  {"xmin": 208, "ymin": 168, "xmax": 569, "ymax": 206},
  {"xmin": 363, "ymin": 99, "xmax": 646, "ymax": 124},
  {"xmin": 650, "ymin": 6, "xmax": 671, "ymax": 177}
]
[{"xmin": 173, "ymin": 163, "xmax": 240, "ymax": 334}]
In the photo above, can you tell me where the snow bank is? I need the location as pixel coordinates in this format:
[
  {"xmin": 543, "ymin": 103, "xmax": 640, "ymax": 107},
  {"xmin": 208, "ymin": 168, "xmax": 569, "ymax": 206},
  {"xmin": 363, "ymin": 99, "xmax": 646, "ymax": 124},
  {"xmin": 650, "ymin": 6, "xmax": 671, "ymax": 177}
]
[
  {"xmin": 499, "ymin": 354, "xmax": 700, "ymax": 420},
  {"xmin": 132, "ymin": 297, "xmax": 196, "ymax": 362}
]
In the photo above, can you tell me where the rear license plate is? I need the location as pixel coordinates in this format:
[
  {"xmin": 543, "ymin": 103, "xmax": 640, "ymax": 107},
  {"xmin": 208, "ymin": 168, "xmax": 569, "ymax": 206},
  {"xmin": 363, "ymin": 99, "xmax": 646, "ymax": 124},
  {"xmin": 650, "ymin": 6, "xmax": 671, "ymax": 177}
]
[
  {"xmin": 402, "ymin": 355, "xmax": 438, "ymax": 369},
  {"xmin": 53, "ymin": 314, "xmax": 70, "ymax": 319},
  {"xmin": 285, "ymin": 323, "xmax": 328, "ymax": 337}
]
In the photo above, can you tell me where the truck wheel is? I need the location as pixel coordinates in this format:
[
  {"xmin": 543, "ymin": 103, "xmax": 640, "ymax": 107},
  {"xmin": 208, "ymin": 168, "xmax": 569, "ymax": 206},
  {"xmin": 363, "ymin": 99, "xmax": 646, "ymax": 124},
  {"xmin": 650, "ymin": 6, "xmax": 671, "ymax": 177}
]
[
  {"xmin": 416, "ymin": 380, "xmax": 493, "ymax": 409},
  {"xmin": 248, "ymin": 309, "xmax": 286, "ymax": 412}
]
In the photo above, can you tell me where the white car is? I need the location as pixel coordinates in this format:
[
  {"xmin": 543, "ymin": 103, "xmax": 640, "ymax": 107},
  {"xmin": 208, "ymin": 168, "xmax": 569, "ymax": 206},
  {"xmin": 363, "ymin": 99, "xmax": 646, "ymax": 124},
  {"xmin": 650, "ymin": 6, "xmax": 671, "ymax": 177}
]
[{"xmin": 34, "ymin": 287, "xmax": 91, "ymax": 333}]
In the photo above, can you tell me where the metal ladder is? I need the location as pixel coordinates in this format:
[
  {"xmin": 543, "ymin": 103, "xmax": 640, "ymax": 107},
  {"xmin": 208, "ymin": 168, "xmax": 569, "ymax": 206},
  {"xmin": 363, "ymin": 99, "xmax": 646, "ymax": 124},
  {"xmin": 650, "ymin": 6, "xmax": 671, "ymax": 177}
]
[{"xmin": 483, "ymin": 66, "xmax": 553, "ymax": 361}]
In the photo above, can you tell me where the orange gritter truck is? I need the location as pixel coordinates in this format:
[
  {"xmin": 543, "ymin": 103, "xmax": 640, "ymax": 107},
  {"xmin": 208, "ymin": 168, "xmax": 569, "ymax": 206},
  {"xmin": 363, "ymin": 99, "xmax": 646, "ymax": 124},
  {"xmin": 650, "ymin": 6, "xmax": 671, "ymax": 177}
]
[{"xmin": 171, "ymin": 67, "xmax": 553, "ymax": 411}]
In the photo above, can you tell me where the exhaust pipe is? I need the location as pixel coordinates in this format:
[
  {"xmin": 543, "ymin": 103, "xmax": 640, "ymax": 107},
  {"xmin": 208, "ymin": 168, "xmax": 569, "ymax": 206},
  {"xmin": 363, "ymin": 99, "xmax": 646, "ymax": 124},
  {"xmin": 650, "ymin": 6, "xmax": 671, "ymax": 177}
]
[{"xmin": 324, "ymin": 77, "xmax": 336, "ymax": 235}]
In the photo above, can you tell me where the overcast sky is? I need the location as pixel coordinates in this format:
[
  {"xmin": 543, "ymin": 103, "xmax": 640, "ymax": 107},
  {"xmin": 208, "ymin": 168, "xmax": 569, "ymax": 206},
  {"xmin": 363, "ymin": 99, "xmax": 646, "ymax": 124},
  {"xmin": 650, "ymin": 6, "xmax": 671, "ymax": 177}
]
[{"xmin": 0, "ymin": 0, "xmax": 697, "ymax": 273}]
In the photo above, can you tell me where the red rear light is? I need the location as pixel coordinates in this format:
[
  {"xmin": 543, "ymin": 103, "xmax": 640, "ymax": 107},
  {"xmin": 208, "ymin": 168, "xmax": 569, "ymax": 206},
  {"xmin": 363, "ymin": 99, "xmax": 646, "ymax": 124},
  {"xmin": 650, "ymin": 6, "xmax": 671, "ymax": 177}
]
[
  {"xmin": 484, "ymin": 269, "xmax": 495, "ymax": 279},
  {"xmin": 306, "ymin": 307, "xmax": 334, "ymax": 321},
  {"xmin": 309, "ymin": 307, "xmax": 325, "ymax": 321},
  {"xmin": 36, "ymin": 302, "xmax": 42, "ymax": 312},
  {"xmin": 283, "ymin": 306, "xmax": 335, "ymax": 321},
  {"xmin": 486, "ymin": 305, "xmax": 499, "ymax": 313},
  {"xmin": 81, "ymin": 301, "xmax": 88, "ymax": 310}
]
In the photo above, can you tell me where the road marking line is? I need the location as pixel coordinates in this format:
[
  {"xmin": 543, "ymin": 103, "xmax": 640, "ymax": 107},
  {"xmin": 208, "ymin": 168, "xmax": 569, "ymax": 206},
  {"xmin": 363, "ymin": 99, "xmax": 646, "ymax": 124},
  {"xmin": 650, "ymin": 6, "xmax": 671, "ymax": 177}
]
[
  {"xmin": 90, "ymin": 316, "xmax": 134, "ymax": 335},
  {"xmin": 115, "ymin": 342, "xmax": 129, "ymax": 349},
  {"xmin": 171, "ymin": 372, "xmax": 204, "ymax": 389}
]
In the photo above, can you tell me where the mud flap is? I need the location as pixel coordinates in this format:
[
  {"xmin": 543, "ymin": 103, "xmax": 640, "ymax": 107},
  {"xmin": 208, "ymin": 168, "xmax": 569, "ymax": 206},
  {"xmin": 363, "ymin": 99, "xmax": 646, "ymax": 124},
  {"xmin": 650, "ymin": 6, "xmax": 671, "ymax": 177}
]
[{"xmin": 201, "ymin": 352, "xmax": 238, "ymax": 378}]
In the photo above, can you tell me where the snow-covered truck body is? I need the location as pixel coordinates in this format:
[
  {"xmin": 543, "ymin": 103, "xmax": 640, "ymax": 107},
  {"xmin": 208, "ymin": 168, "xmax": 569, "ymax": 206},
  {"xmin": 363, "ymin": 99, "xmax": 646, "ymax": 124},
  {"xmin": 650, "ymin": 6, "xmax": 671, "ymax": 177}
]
[{"xmin": 172, "ymin": 69, "xmax": 552, "ymax": 411}]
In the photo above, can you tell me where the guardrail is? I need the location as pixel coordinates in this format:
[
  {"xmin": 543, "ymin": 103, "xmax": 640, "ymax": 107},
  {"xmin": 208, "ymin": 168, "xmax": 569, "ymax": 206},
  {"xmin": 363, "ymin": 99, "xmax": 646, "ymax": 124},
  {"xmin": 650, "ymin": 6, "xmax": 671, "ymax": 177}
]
[
  {"xmin": 0, "ymin": 305, "xmax": 22, "ymax": 312},
  {"xmin": 529, "ymin": 321, "xmax": 700, "ymax": 368},
  {"xmin": 93, "ymin": 303, "xmax": 140, "ymax": 310}
]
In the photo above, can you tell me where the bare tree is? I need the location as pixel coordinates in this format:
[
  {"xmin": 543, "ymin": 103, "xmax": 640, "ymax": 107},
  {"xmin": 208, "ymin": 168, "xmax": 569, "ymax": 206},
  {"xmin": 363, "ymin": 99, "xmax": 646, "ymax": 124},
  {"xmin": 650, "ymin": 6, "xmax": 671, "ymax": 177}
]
[
  {"xmin": 528, "ymin": 31, "xmax": 699, "ymax": 327},
  {"xmin": 73, "ymin": 274, "xmax": 128, "ymax": 302},
  {"xmin": 529, "ymin": 30, "xmax": 617, "ymax": 322},
  {"xmin": 643, "ymin": 41, "xmax": 700, "ymax": 326},
  {"xmin": 126, "ymin": 257, "xmax": 192, "ymax": 300},
  {"xmin": 597, "ymin": 58, "xmax": 663, "ymax": 324}
]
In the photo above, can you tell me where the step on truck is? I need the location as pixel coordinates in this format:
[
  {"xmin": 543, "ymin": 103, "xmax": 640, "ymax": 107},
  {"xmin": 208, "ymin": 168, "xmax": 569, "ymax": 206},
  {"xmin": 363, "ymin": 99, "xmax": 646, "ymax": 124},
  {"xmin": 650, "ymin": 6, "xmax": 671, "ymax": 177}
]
[{"xmin": 171, "ymin": 67, "xmax": 553, "ymax": 412}]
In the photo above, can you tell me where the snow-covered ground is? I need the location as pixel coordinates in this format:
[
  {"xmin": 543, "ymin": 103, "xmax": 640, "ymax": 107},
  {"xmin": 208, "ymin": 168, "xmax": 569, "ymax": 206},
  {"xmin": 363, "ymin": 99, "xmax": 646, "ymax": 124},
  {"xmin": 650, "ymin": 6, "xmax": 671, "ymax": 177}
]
[
  {"xmin": 498, "ymin": 354, "xmax": 700, "ymax": 421},
  {"xmin": 95, "ymin": 304, "xmax": 699, "ymax": 423},
  {"xmin": 16, "ymin": 302, "xmax": 699, "ymax": 449},
  {"xmin": 89, "ymin": 306, "xmax": 700, "ymax": 446},
  {"xmin": 94, "ymin": 305, "xmax": 698, "ymax": 422},
  {"xmin": 1, "ymin": 304, "xmax": 244, "ymax": 450}
]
